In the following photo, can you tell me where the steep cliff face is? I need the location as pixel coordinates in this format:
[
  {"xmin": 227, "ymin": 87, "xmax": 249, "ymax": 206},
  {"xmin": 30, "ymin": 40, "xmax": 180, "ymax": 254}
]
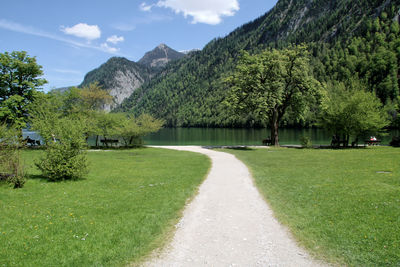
[
  {"xmin": 138, "ymin": 44, "xmax": 185, "ymax": 68},
  {"xmin": 105, "ymin": 69, "xmax": 146, "ymax": 111},
  {"xmin": 80, "ymin": 57, "xmax": 151, "ymax": 111}
]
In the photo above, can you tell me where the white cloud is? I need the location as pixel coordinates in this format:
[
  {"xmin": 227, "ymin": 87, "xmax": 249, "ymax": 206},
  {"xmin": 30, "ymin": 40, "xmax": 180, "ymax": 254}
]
[
  {"xmin": 0, "ymin": 19, "xmax": 122, "ymax": 55},
  {"xmin": 101, "ymin": 43, "xmax": 119, "ymax": 53},
  {"xmin": 107, "ymin": 35, "xmax": 124, "ymax": 44},
  {"xmin": 155, "ymin": 0, "xmax": 239, "ymax": 25},
  {"xmin": 61, "ymin": 23, "xmax": 101, "ymax": 41},
  {"xmin": 140, "ymin": 2, "xmax": 155, "ymax": 12}
]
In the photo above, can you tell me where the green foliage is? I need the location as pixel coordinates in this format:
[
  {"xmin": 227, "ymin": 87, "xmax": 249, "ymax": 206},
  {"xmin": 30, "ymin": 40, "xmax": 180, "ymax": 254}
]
[
  {"xmin": 225, "ymin": 45, "xmax": 321, "ymax": 145},
  {"xmin": 0, "ymin": 51, "xmax": 47, "ymax": 128},
  {"xmin": 319, "ymin": 84, "xmax": 389, "ymax": 140},
  {"xmin": 118, "ymin": 1, "xmax": 400, "ymax": 128},
  {"xmin": 34, "ymin": 118, "xmax": 88, "ymax": 181},
  {"xmin": 29, "ymin": 92, "xmax": 64, "ymax": 144},
  {"xmin": 312, "ymin": 15, "xmax": 400, "ymax": 104},
  {"xmin": 29, "ymin": 93, "xmax": 89, "ymax": 181},
  {"xmin": 29, "ymin": 88, "xmax": 163, "ymax": 149},
  {"xmin": 0, "ymin": 125, "xmax": 25, "ymax": 188},
  {"xmin": 0, "ymin": 95, "xmax": 28, "ymax": 129},
  {"xmin": 300, "ymin": 136, "xmax": 312, "ymax": 148},
  {"xmin": 79, "ymin": 82, "xmax": 113, "ymax": 111},
  {"xmin": 94, "ymin": 112, "xmax": 124, "ymax": 145},
  {"xmin": 116, "ymin": 113, "xmax": 164, "ymax": 147}
]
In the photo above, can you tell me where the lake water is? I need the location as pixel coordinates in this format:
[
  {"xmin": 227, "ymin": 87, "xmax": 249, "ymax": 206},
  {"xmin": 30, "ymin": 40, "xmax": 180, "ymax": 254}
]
[
  {"xmin": 23, "ymin": 128, "xmax": 399, "ymax": 147},
  {"xmin": 143, "ymin": 128, "xmax": 399, "ymax": 146}
]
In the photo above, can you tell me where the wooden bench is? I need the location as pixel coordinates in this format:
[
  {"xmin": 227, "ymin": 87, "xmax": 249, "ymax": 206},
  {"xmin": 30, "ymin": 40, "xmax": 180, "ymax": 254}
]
[
  {"xmin": 25, "ymin": 137, "xmax": 40, "ymax": 146},
  {"xmin": 330, "ymin": 139, "xmax": 347, "ymax": 147},
  {"xmin": 262, "ymin": 138, "xmax": 272, "ymax": 146}
]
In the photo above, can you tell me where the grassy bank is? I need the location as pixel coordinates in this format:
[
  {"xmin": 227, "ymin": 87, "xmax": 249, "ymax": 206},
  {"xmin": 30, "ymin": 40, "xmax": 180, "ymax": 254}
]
[
  {"xmin": 224, "ymin": 147, "xmax": 400, "ymax": 266},
  {"xmin": 0, "ymin": 148, "xmax": 210, "ymax": 266}
]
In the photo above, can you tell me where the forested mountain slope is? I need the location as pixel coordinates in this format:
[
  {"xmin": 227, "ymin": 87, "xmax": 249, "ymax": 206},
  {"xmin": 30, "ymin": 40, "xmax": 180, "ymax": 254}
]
[
  {"xmin": 118, "ymin": 0, "xmax": 400, "ymax": 127},
  {"xmin": 80, "ymin": 44, "xmax": 184, "ymax": 111}
]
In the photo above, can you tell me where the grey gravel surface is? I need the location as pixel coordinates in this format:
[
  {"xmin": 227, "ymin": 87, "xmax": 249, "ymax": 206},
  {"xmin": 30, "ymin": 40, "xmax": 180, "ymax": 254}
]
[{"xmin": 143, "ymin": 146, "xmax": 326, "ymax": 267}]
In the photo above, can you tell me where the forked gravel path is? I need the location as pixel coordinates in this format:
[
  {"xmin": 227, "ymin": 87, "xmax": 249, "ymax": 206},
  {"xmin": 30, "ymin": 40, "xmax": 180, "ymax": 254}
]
[{"xmin": 143, "ymin": 146, "xmax": 326, "ymax": 267}]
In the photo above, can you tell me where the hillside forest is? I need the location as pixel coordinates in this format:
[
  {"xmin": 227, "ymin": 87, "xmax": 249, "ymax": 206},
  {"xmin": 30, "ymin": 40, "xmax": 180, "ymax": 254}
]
[{"xmin": 118, "ymin": 1, "xmax": 400, "ymax": 129}]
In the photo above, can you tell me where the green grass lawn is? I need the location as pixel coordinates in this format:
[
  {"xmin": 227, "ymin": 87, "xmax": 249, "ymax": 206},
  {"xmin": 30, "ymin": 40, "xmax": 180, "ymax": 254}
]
[
  {"xmin": 224, "ymin": 147, "xmax": 400, "ymax": 266},
  {"xmin": 0, "ymin": 148, "xmax": 210, "ymax": 266}
]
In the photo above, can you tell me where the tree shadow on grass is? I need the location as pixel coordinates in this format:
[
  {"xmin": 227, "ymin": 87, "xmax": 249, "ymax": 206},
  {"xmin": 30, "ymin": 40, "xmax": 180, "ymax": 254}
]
[
  {"xmin": 27, "ymin": 174, "xmax": 87, "ymax": 183},
  {"xmin": 212, "ymin": 146, "xmax": 257, "ymax": 151},
  {"xmin": 227, "ymin": 147, "xmax": 255, "ymax": 151}
]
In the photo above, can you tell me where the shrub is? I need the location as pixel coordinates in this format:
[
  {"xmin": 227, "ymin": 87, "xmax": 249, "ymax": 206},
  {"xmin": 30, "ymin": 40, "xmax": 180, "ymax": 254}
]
[
  {"xmin": 35, "ymin": 118, "xmax": 88, "ymax": 181},
  {"xmin": 300, "ymin": 136, "xmax": 313, "ymax": 148},
  {"xmin": 0, "ymin": 125, "xmax": 25, "ymax": 188},
  {"xmin": 7, "ymin": 156, "xmax": 26, "ymax": 188}
]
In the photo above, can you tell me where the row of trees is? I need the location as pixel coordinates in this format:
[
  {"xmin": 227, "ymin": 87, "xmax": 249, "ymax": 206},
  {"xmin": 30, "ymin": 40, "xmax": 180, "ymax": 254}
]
[
  {"xmin": 0, "ymin": 51, "xmax": 163, "ymax": 184},
  {"xmin": 30, "ymin": 84, "xmax": 163, "ymax": 181},
  {"xmin": 226, "ymin": 45, "xmax": 389, "ymax": 146},
  {"xmin": 31, "ymin": 84, "xmax": 163, "ymax": 147}
]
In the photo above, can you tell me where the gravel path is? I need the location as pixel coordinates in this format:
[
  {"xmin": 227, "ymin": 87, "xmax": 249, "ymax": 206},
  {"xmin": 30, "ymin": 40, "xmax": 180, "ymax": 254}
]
[{"xmin": 143, "ymin": 146, "xmax": 326, "ymax": 267}]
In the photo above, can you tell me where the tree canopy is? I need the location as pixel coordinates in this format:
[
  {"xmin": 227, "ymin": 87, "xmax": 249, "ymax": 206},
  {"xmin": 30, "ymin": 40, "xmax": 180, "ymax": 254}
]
[
  {"xmin": 318, "ymin": 83, "xmax": 389, "ymax": 144},
  {"xmin": 0, "ymin": 51, "xmax": 47, "ymax": 128},
  {"xmin": 226, "ymin": 45, "xmax": 321, "ymax": 145}
]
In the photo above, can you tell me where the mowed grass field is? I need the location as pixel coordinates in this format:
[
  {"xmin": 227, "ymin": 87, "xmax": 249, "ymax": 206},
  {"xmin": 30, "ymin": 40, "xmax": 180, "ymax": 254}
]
[
  {"xmin": 0, "ymin": 148, "xmax": 210, "ymax": 266},
  {"xmin": 225, "ymin": 146, "xmax": 400, "ymax": 266}
]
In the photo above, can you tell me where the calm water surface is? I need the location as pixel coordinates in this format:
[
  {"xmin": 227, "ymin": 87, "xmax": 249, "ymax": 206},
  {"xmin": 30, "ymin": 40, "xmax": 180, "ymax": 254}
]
[
  {"xmin": 23, "ymin": 128, "xmax": 399, "ymax": 146},
  {"xmin": 143, "ymin": 128, "xmax": 399, "ymax": 146}
]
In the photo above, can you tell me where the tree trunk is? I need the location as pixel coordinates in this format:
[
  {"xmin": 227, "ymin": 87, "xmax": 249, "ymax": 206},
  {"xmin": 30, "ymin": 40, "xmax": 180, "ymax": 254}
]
[
  {"xmin": 103, "ymin": 136, "xmax": 109, "ymax": 148},
  {"xmin": 270, "ymin": 108, "xmax": 279, "ymax": 146},
  {"xmin": 95, "ymin": 135, "xmax": 99, "ymax": 148}
]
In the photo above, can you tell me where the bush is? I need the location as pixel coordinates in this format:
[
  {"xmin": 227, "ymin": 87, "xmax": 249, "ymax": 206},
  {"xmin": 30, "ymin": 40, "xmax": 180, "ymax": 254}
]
[
  {"xmin": 7, "ymin": 157, "xmax": 26, "ymax": 188},
  {"xmin": 300, "ymin": 136, "xmax": 313, "ymax": 148},
  {"xmin": 35, "ymin": 118, "xmax": 88, "ymax": 181},
  {"xmin": 0, "ymin": 125, "xmax": 25, "ymax": 188}
]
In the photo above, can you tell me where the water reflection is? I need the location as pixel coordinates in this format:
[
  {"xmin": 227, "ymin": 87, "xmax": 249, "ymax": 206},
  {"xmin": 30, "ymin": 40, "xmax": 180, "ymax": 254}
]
[
  {"xmin": 143, "ymin": 128, "xmax": 399, "ymax": 146},
  {"xmin": 22, "ymin": 128, "xmax": 399, "ymax": 147}
]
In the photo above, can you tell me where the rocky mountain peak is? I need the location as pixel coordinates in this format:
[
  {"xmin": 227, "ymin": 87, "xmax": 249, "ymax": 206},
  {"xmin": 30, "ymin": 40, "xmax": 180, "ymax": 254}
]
[
  {"xmin": 157, "ymin": 43, "xmax": 167, "ymax": 49},
  {"xmin": 138, "ymin": 43, "xmax": 185, "ymax": 68}
]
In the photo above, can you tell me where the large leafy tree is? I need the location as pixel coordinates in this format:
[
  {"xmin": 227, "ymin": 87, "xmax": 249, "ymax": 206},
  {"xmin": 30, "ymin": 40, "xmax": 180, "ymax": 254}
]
[
  {"xmin": 226, "ymin": 45, "xmax": 321, "ymax": 146},
  {"xmin": 0, "ymin": 51, "xmax": 47, "ymax": 127},
  {"xmin": 319, "ymin": 84, "xmax": 389, "ymax": 144},
  {"xmin": 116, "ymin": 113, "xmax": 164, "ymax": 147}
]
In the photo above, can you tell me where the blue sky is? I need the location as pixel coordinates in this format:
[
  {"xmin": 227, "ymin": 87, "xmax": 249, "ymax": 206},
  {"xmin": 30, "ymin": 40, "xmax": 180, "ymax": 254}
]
[{"xmin": 0, "ymin": 0, "xmax": 277, "ymax": 91}]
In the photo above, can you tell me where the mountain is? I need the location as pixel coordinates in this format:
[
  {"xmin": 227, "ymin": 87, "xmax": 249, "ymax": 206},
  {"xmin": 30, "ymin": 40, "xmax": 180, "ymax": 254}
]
[
  {"xmin": 138, "ymin": 44, "xmax": 185, "ymax": 68},
  {"xmin": 79, "ymin": 43, "xmax": 185, "ymax": 111},
  {"xmin": 50, "ymin": 86, "xmax": 74, "ymax": 94},
  {"xmin": 118, "ymin": 0, "xmax": 400, "ymax": 127},
  {"xmin": 80, "ymin": 57, "xmax": 152, "ymax": 111}
]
